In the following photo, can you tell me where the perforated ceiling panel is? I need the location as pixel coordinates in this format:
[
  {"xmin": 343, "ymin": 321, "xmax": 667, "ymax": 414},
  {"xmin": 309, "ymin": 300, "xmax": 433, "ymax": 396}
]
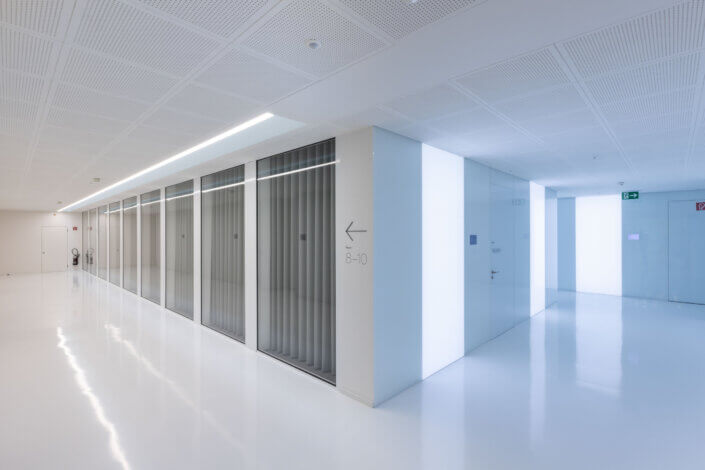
[
  {"xmin": 493, "ymin": 84, "xmax": 588, "ymax": 122},
  {"xmin": 599, "ymin": 88, "xmax": 696, "ymax": 123},
  {"xmin": 0, "ymin": 26, "xmax": 54, "ymax": 76},
  {"xmin": 163, "ymin": 84, "xmax": 258, "ymax": 123},
  {"xmin": 52, "ymin": 83, "xmax": 151, "ymax": 121},
  {"xmin": 244, "ymin": 0, "xmax": 386, "ymax": 77},
  {"xmin": 196, "ymin": 49, "xmax": 312, "ymax": 103},
  {"xmin": 61, "ymin": 47, "xmax": 179, "ymax": 101},
  {"xmin": 427, "ymin": 107, "xmax": 504, "ymax": 135},
  {"xmin": 75, "ymin": 0, "xmax": 219, "ymax": 77},
  {"xmin": 138, "ymin": 0, "xmax": 270, "ymax": 38},
  {"xmin": 385, "ymin": 84, "xmax": 478, "ymax": 121},
  {"xmin": 0, "ymin": 68, "xmax": 44, "ymax": 102},
  {"xmin": 584, "ymin": 53, "xmax": 700, "ymax": 104},
  {"xmin": 46, "ymin": 107, "xmax": 131, "ymax": 135},
  {"xmin": 564, "ymin": 1, "xmax": 705, "ymax": 78},
  {"xmin": 456, "ymin": 49, "xmax": 570, "ymax": 103},
  {"xmin": 142, "ymin": 107, "xmax": 227, "ymax": 137},
  {"xmin": 0, "ymin": 0, "xmax": 64, "ymax": 37},
  {"xmin": 338, "ymin": 0, "xmax": 479, "ymax": 40}
]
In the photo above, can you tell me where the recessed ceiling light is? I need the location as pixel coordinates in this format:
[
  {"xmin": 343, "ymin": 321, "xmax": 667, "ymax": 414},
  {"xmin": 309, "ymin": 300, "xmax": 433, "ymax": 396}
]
[
  {"xmin": 306, "ymin": 39, "xmax": 321, "ymax": 50},
  {"xmin": 58, "ymin": 113, "xmax": 274, "ymax": 213},
  {"xmin": 404, "ymin": 0, "xmax": 420, "ymax": 4}
]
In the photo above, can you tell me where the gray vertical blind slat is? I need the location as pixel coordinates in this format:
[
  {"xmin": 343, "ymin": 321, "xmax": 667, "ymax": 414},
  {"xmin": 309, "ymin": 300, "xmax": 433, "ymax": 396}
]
[{"xmin": 257, "ymin": 138, "xmax": 336, "ymax": 384}]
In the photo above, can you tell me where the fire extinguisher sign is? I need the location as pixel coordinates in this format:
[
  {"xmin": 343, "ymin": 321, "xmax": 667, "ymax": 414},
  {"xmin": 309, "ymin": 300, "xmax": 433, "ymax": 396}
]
[{"xmin": 697, "ymin": 202, "xmax": 705, "ymax": 211}]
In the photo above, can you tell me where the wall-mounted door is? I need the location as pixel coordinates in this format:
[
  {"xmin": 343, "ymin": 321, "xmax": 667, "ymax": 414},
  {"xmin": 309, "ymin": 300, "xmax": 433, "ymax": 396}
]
[
  {"xmin": 489, "ymin": 182, "xmax": 516, "ymax": 337},
  {"xmin": 41, "ymin": 226, "xmax": 67, "ymax": 273},
  {"xmin": 668, "ymin": 200, "xmax": 705, "ymax": 304}
]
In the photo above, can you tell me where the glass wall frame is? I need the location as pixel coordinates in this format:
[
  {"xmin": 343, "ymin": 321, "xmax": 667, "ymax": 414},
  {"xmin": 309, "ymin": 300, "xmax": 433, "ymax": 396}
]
[
  {"xmin": 108, "ymin": 202, "xmax": 121, "ymax": 286},
  {"xmin": 201, "ymin": 166, "xmax": 245, "ymax": 342},
  {"xmin": 82, "ymin": 211, "xmax": 89, "ymax": 271},
  {"xmin": 165, "ymin": 180, "xmax": 194, "ymax": 319},
  {"xmin": 257, "ymin": 138, "xmax": 336, "ymax": 384},
  {"xmin": 141, "ymin": 190, "xmax": 161, "ymax": 304},
  {"xmin": 97, "ymin": 205, "xmax": 108, "ymax": 280},
  {"xmin": 123, "ymin": 196, "xmax": 138, "ymax": 294}
]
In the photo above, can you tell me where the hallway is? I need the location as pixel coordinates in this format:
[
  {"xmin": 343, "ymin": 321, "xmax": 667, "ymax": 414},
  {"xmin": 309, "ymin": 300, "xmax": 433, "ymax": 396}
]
[{"xmin": 1, "ymin": 272, "xmax": 703, "ymax": 469}]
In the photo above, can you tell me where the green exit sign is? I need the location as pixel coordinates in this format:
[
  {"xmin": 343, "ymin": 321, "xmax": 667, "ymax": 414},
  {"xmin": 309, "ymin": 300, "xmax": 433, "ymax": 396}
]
[{"xmin": 622, "ymin": 191, "xmax": 639, "ymax": 200}]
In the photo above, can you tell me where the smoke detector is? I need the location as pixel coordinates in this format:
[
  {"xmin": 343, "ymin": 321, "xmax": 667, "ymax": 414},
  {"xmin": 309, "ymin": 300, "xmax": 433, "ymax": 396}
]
[{"xmin": 306, "ymin": 39, "xmax": 321, "ymax": 50}]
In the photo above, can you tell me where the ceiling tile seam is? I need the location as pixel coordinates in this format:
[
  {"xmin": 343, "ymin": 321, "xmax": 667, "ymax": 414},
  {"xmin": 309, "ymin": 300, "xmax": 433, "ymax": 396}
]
[
  {"xmin": 577, "ymin": 49, "xmax": 705, "ymax": 82},
  {"xmin": 0, "ymin": 19, "xmax": 57, "ymax": 42},
  {"xmin": 17, "ymin": 0, "xmax": 83, "ymax": 189},
  {"xmin": 67, "ymin": 43, "xmax": 183, "ymax": 81},
  {"xmin": 444, "ymin": 80, "xmax": 580, "ymax": 166},
  {"xmin": 683, "ymin": 26, "xmax": 705, "ymax": 169},
  {"xmin": 54, "ymin": 0, "xmax": 292, "ymax": 192},
  {"xmin": 323, "ymin": 0, "xmax": 396, "ymax": 45},
  {"xmin": 232, "ymin": 45, "xmax": 320, "ymax": 82},
  {"xmin": 117, "ymin": 0, "xmax": 230, "ymax": 45},
  {"xmin": 551, "ymin": 43, "xmax": 638, "ymax": 176}
]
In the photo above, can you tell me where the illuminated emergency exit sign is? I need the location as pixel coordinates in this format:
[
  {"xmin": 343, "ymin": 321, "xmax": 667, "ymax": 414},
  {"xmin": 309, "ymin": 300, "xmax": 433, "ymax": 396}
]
[{"xmin": 622, "ymin": 191, "xmax": 639, "ymax": 200}]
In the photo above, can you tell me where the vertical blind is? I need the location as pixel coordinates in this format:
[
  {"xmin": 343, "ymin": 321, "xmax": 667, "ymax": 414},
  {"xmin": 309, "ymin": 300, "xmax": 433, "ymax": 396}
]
[
  {"xmin": 166, "ymin": 180, "xmax": 194, "ymax": 319},
  {"xmin": 123, "ymin": 197, "xmax": 138, "ymax": 294},
  {"xmin": 90, "ymin": 208, "xmax": 97, "ymax": 276},
  {"xmin": 257, "ymin": 138, "xmax": 336, "ymax": 383},
  {"xmin": 82, "ymin": 211, "xmax": 89, "ymax": 271},
  {"xmin": 98, "ymin": 205, "xmax": 108, "ymax": 280},
  {"xmin": 202, "ymin": 166, "xmax": 245, "ymax": 342},
  {"xmin": 108, "ymin": 202, "xmax": 121, "ymax": 286},
  {"xmin": 141, "ymin": 190, "xmax": 161, "ymax": 304}
]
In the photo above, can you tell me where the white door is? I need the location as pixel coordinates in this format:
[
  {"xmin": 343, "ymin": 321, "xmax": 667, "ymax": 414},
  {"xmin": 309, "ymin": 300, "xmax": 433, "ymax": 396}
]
[
  {"xmin": 668, "ymin": 200, "xmax": 705, "ymax": 304},
  {"xmin": 42, "ymin": 226, "xmax": 68, "ymax": 273}
]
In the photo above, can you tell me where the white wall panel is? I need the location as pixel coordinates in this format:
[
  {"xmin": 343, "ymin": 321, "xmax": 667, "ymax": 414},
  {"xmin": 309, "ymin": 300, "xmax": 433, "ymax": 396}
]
[
  {"xmin": 530, "ymin": 182, "xmax": 546, "ymax": 315},
  {"xmin": 421, "ymin": 144, "xmax": 464, "ymax": 379},
  {"xmin": 576, "ymin": 195, "xmax": 622, "ymax": 296}
]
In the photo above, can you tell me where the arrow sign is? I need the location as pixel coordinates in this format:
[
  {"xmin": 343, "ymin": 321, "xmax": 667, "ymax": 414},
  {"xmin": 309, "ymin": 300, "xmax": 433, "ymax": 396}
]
[{"xmin": 345, "ymin": 221, "xmax": 367, "ymax": 241}]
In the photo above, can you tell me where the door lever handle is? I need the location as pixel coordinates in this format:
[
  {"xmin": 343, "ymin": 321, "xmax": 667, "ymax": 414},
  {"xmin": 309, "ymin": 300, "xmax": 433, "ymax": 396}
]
[{"xmin": 491, "ymin": 270, "xmax": 499, "ymax": 279}]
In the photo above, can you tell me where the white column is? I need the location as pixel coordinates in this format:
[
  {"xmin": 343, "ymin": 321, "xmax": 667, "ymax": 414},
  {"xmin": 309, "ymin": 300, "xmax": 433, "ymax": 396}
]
[
  {"xmin": 244, "ymin": 161, "xmax": 257, "ymax": 351},
  {"xmin": 160, "ymin": 187, "xmax": 166, "ymax": 308},
  {"xmin": 136, "ymin": 196, "xmax": 142, "ymax": 297},
  {"xmin": 193, "ymin": 177, "xmax": 202, "ymax": 325},
  {"xmin": 106, "ymin": 205, "xmax": 110, "ymax": 282}
]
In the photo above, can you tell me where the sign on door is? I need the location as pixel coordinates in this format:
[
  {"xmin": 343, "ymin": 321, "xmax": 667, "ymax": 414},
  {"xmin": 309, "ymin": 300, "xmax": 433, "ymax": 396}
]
[{"xmin": 697, "ymin": 202, "xmax": 705, "ymax": 211}]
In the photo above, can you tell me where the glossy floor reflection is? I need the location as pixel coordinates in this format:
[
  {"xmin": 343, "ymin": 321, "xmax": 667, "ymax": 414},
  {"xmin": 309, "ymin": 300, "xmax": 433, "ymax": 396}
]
[{"xmin": 2, "ymin": 272, "xmax": 705, "ymax": 469}]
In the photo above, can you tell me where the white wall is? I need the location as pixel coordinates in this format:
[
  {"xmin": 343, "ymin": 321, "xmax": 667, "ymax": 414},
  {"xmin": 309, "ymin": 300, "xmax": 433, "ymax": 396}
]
[
  {"xmin": 0, "ymin": 210, "xmax": 82, "ymax": 275},
  {"xmin": 530, "ymin": 182, "xmax": 546, "ymax": 316},
  {"xmin": 421, "ymin": 144, "xmax": 464, "ymax": 379},
  {"xmin": 576, "ymin": 195, "xmax": 622, "ymax": 296}
]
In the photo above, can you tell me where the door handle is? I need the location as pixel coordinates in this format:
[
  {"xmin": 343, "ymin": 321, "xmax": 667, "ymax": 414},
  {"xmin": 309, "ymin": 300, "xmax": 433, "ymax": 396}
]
[{"xmin": 491, "ymin": 270, "xmax": 499, "ymax": 279}]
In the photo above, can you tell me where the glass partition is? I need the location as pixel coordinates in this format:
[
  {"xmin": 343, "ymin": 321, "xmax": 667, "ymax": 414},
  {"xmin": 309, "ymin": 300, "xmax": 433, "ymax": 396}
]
[
  {"xmin": 89, "ymin": 208, "xmax": 97, "ymax": 276},
  {"xmin": 97, "ymin": 205, "xmax": 108, "ymax": 280},
  {"xmin": 108, "ymin": 202, "xmax": 121, "ymax": 286},
  {"xmin": 82, "ymin": 211, "xmax": 88, "ymax": 271},
  {"xmin": 257, "ymin": 139, "xmax": 336, "ymax": 383},
  {"xmin": 141, "ymin": 190, "xmax": 161, "ymax": 304},
  {"xmin": 202, "ymin": 166, "xmax": 245, "ymax": 342},
  {"xmin": 123, "ymin": 196, "xmax": 138, "ymax": 294},
  {"xmin": 165, "ymin": 180, "xmax": 194, "ymax": 318}
]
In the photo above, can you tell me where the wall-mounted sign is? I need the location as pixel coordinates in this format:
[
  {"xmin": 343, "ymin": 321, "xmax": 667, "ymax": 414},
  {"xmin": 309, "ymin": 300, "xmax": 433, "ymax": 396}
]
[
  {"xmin": 697, "ymin": 202, "xmax": 705, "ymax": 211},
  {"xmin": 469, "ymin": 234, "xmax": 477, "ymax": 246},
  {"xmin": 622, "ymin": 191, "xmax": 639, "ymax": 200},
  {"xmin": 628, "ymin": 233, "xmax": 640, "ymax": 241}
]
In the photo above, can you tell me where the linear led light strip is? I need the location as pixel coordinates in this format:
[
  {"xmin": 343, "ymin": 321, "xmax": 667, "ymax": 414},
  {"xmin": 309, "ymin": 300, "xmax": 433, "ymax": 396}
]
[
  {"xmin": 257, "ymin": 160, "xmax": 337, "ymax": 181},
  {"xmin": 58, "ymin": 113, "xmax": 274, "ymax": 212}
]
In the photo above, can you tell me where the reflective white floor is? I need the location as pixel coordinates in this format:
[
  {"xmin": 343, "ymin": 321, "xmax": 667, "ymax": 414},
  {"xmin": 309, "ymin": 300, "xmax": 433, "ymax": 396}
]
[{"xmin": 2, "ymin": 271, "xmax": 704, "ymax": 469}]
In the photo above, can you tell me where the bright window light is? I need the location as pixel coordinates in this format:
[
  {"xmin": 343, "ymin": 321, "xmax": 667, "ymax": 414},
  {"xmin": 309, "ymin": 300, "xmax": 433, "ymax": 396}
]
[{"xmin": 59, "ymin": 113, "xmax": 274, "ymax": 212}]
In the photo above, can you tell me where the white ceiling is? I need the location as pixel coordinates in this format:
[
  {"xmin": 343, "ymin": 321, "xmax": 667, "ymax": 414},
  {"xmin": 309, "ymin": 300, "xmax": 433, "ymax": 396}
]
[{"xmin": 1, "ymin": 0, "xmax": 702, "ymax": 211}]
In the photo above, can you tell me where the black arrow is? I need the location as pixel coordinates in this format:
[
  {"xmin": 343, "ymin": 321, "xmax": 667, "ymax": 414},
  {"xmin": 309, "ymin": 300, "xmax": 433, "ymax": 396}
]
[{"xmin": 345, "ymin": 221, "xmax": 367, "ymax": 241}]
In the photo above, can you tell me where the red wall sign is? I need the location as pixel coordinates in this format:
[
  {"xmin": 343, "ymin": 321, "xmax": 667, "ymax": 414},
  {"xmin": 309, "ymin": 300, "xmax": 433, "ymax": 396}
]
[
  {"xmin": 697, "ymin": 202, "xmax": 705, "ymax": 211},
  {"xmin": 73, "ymin": 226, "xmax": 78, "ymax": 231}
]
